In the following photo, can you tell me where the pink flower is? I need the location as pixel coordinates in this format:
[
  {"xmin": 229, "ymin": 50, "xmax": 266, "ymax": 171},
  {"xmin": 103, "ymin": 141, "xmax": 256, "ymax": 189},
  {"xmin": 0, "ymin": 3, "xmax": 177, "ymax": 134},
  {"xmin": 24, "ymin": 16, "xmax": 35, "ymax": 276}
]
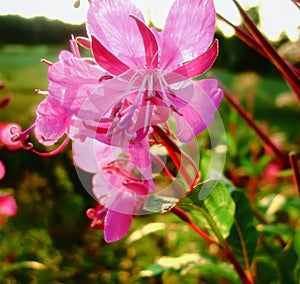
[
  {"xmin": 0, "ymin": 160, "xmax": 5, "ymax": 180},
  {"xmin": 0, "ymin": 161, "xmax": 17, "ymax": 224},
  {"xmin": 74, "ymin": 0, "xmax": 223, "ymax": 144},
  {"xmin": 73, "ymin": 138, "xmax": 150, "ymax": 242},
  {"xmin": 35, "ymin": 39, "xmax": 105, "ymax": 145},
  {"xmin": 0, "ymin": 194, "xmax": 17, "ymax": 224},
  {"xmin": 0, "ymin": 123, "xmax": 22, "ymax": 151}
]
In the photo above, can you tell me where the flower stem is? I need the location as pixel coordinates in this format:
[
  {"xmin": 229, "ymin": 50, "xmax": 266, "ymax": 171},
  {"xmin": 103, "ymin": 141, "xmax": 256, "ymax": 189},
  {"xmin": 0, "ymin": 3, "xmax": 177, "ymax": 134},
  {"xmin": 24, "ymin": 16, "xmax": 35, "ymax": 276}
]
[
  {"xmin": 224, "ymin": 242, "xmax": 254, "ymax": 284},
  {"xmin": 152, "ymin": 125, "xmax": 199, "ymax": 188},
  {"xmin": 231, "ymin": 0, "xmax": 300, "ymax": 102},
  {"xmin": 171, "ymin": 206, "xmax": 254, "ymax": 284},
  {"xmin": 222, "ymin": 88, "xmax": 290, "ymax": 167},
  {"xmin": 171, "ymin": 206, "xmax": 219, "ymax": 245},
  {"xmin": 289, "ymin": 152, "xmax": 300, "ymax": 196}
]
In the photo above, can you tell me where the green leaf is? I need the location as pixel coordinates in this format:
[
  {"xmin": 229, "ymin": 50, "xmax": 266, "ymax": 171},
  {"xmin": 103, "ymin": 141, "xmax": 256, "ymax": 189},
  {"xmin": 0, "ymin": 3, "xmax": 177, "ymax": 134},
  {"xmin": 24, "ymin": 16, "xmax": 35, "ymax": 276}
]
[
  {"xmin": 257, "ymin": 224, "xmax": 293, "ymax": 239},
  {"xmin": 143, "ymin": 194, "xmax": 179, "ymax": 213},
  {"xmin": 183, "ymin": 180, "xmax": 236, "ymax": 240},
  {"xmin": 277, "ymin": 245, "xmax": 298, "ymax": 284},
  {"xmin": 140, "ymin": 264, "xmax": 166, "ymax": 278},
  {"xmin": 294, "ymin": 226, "xmax": 300, "ymax": 258},
  {"xmin": 227, "ymin": 190, "xmax": 258, "ymax": 268},
  {"xmin": 196, "ymin": 263, "xmax": 240, "ymax": 283}
]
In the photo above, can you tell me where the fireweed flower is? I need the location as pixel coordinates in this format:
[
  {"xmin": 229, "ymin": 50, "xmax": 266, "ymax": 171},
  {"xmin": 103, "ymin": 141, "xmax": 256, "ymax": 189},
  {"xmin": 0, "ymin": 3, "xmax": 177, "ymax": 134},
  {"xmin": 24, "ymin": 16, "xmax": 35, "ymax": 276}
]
[
  {"xmin": 0, "ymin": 193, "xmax": 17, "ymax": 224},
  {"xmin": 73, "ymin": 138, "xmax": 151, "ymax": 242},
  {"xmin": 9, "ymin": 0, "xmax": 223, "ymax": 242},
  {"xmin": 11, "ymin": 38, "xmax": 106, "ymax": 149},
  {"xmin": 12, "ymin": 0, "xmax": 222, "ymax": 150},
  {"xmin": 56, "ymin": 0, "xmax": 222, "ymax": 145},
  {"xmin": 0, "ymin": 161, "xmax": 17, "ymax": 224}
]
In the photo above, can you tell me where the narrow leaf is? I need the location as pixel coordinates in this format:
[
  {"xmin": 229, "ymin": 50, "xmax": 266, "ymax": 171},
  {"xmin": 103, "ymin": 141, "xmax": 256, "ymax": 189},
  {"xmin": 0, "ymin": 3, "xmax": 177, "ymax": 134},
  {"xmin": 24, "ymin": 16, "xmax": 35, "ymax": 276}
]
[
  {"xmin": 185, "ymin": 180, "xmax": 236, "ymax": 240},
  {"xmin": 227, "ymin": 190, "xmax": 258, "ymax": 268}
]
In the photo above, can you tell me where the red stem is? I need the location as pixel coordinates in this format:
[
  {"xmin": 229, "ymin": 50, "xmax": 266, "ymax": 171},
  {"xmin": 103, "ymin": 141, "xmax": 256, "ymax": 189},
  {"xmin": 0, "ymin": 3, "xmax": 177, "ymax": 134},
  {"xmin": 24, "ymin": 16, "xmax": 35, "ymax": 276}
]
[
  {"xmin": 224, "ymin": 243, "xmax": 254, "ymax": 284},
  {"xmin": 152, "ymin": 125, "xmax": 199, "ymax": 188},
  {"xmin": 171, "ymin": 206, "xmax": 254, "ymax": 284},
  {"xmin": 222, "ymin": 89, "xmax": 290, "ymax": 167},
  {"xmin": 171, "ymin": 206, "xmax": 219, "ymax": 245},
  {"xmin": 231, "ymin": 0, "xmax": 300, "ymax": 103},
  {"xmin": 289, "ymin": 152, "xmax": 300, "ymax": 196},
  {"xmin": 216, "ymin": 14, "xmax": 300, "ymax": 78}
]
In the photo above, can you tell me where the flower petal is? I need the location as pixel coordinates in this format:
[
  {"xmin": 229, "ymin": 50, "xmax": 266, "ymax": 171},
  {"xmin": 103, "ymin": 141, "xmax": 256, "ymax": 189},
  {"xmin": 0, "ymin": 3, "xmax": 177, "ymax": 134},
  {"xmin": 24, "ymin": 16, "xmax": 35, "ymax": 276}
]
[
  {"xmin": 130, "ymin": 15, "xmax": 159, "ymax": 68},
  {"xmin": 171, "ymin": 79, "xmax": 223, "ymax": 143},
  {"xmin": 48, "ymin": 56, "xmax": 103, "ymax": 115},
  {"xmin": 73, "ymin": 138, "xmax": 102, "ymax": 173},
  {"xmin": 165, "ymin": 40, "xmax": 218, "ymax": 84},
  {"xmin": 87, "ymin": 0, "xmax": 145, "ymax": 67},
  {"xmin": 91, "ymin": 36, "xmax": 130, "ymax": 75},
  {"xmin": 0, "ymin": 160, "xmax": 5, "ymax": 180},
  {"xmin": 0, "ymin": 194, "xmax": 17, "ymax": 217},
  {"xmin": 77, "ymin": 71, "xmax": 141, "ymax": 121},
  {"xmin": 104, "ymin": 210, "xmax": 133, "ymax": 242},
  {"xmin": 161, "ymin": 0, "xmax": 216, "ymax": 69},
  {"xmin": 35, "ymin": 98, "xmax": 71, "ymax": 146},
  {"xmin": 129, "ymin": 140, "xmax": 152, "ymax": 181}
]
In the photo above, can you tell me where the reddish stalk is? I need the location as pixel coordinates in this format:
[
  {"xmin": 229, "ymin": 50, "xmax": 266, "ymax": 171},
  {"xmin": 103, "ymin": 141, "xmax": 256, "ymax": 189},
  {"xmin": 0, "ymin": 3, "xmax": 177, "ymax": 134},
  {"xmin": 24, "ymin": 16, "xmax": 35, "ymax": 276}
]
[
  {"xmin": 171, "ymin": 206, "xmax": 218, "ymax": 245},
  {"xmin": 152, "ymin": 125, "xmax": 199, "ymax": 188},
  {"xmin": 216, "ymin": 14, "xmax": 300, "ymax": 78},
  {"xmin": 224, "ymin": 242, "xmax": 254, "ymax": 284},
  {"xmin": 289, "ymin": 152, "xmax": 300, "ymax": 196},
  {"xmin": 231, "ymin": 0, "xmax": 300, "ymax": 102},
  {"xmin": 171, "ymin": 206, "xmax": 253, "ymax": 284},
  {"xmin": 222, "ymin": 88, "xmax": 290, "ymax": 167}
]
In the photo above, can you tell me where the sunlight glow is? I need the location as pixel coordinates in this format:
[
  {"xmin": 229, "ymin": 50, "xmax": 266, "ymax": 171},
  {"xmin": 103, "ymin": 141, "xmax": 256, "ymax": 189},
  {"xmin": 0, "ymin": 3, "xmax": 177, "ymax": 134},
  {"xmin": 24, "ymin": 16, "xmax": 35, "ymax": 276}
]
[
  {"xmin": 0, "ymin": 0, "xmax": 89, "ymax": 24},
  {"xmin": 0, "ymin": 0, "xmax": 298, "ymax": 41}
]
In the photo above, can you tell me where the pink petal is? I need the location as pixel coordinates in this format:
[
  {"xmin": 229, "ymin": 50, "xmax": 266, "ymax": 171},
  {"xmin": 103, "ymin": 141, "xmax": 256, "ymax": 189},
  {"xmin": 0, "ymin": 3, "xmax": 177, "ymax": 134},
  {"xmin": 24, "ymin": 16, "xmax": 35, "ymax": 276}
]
[
  {"xmin": 76, "ymin": 37, "xmax": 91, "ymax": 49},
  {"xmin": 104, "ymin": 210, "xmax": 133, "ymax": 242},
  {"xmin": 92, "ymin": 171, "xmax": 120, "ymax": 206},
  {"xmin": 73, "ymin": 137, "xmax": 123, "ymax": 172},
  {"xmin": 161, "ymin": 0, "xmax": 216, "ymax": 69},
  {"xmin": 0, "ymin": 160, "xmax": 5, "ymax": 180},
  {"xmin": 77, "ymin": 71, "xmax": 140, "ymax": 121},
  {"xmin": 130, "ymin": 15, "xmax": 159, "ymax": 68},
  {"xmin": 171, "ymin": 79, "xmax": 223, "ymax": 143},
  {"xmin": 48, "ymin": 57, "xmax": 103, "ymax": 115},
  {"xmin": 165, "ymin": 40, "xmax": 218, "ymax": 84},
  {"xmin": 0, "ymin": 194, "xmax": 17, "ymax": 217},
  {"xmin": 87, "ymin": 0, "xmax": 145, "ymax": 67},
  {"xmin": 91, "ymin": 36, "xmax": 130, "ymax": 75},
  {"xmin": 129, "ymin": 140, "xmax": 152, "ymax": 180},
  {"xmin": 72, "ymin": 139, "xmax": 102, "ymax": 173},
  {"xmin": 35, "ymin": 98, "xmax": 71, "ymax": 146}
]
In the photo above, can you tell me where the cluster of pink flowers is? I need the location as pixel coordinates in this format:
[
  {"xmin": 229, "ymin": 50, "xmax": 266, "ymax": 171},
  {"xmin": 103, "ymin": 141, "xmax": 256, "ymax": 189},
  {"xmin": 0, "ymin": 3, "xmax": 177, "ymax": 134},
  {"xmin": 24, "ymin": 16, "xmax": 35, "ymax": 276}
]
[
  {"xmin": 12, "ymin": 0, "xmax": 222, "ymax": 242},
  {"xmin": 0, "ymin": 92, "xmax": 18, "ymax": 224}
]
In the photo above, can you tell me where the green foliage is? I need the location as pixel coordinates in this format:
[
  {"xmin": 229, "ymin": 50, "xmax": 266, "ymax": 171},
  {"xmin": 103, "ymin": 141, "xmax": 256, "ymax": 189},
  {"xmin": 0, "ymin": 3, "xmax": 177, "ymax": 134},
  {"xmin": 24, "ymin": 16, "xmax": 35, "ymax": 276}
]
[
  {"xmin": 227, "ymin": 190, "xmax": 258, "ymax": 268},
  {"xmin": 181, "ymin": 180, "xmax": 235, "ymax": 240}
]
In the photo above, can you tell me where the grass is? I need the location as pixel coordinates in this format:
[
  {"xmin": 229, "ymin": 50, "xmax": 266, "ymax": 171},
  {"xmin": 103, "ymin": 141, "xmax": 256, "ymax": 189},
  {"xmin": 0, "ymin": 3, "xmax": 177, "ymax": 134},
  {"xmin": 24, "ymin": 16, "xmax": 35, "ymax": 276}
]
[{"xmin": 0, "ymin": 45, "xmax": 62, "ymax": 125}]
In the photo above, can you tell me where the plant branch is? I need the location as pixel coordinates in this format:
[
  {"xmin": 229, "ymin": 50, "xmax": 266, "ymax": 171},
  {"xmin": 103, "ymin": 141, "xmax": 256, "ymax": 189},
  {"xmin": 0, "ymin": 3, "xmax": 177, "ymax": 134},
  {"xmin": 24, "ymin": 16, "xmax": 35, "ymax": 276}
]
[
  {"xmin": 224, "ymin": 242, "xmax": 254, "ymax": 284},
  {"xmin": 231, "ymin": 0, "xmax": 300, "ymax": 103},
  {"xmin": 222, "ymin": 88, "xmax": 290, "ymax": 167},
  {"xmin": 171, "ymin": 206, "xmax": 219, "ymax": 245},
  {"xmin": 152, "ymin": 125, "xmax": 199, "ymax": 188},
  {"xmin": 289, "ymin": 152, "xmax": 300, "ymax": 196},
  {"xmin": 172, "ymin": 206, "xmax": 254, "ymax": 284},
  {"xmin": 216, "ymin": 14, "xmax": 300, "ymax": 78}
]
